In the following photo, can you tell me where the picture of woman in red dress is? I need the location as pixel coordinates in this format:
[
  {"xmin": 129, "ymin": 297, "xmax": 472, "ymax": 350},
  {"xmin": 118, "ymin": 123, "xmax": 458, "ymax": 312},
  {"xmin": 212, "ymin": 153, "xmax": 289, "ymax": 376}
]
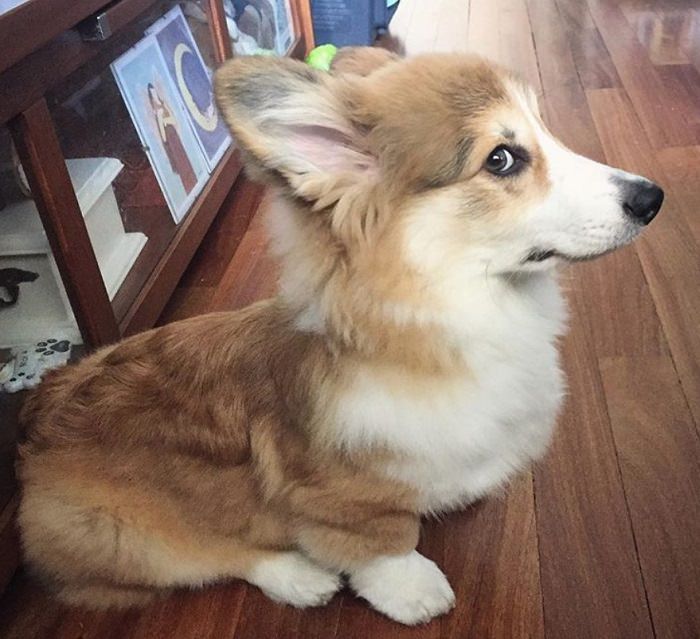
[{"xmin": 147, "ymin": 82, "xmax": 197, "ymax": 194}]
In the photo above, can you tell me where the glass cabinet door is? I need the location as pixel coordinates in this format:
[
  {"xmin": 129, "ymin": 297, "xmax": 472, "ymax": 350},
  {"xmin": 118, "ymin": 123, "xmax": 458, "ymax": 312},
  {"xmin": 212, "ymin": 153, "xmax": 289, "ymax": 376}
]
[{"xmin": 45, "ymin": 0, "xmax": 231, "ymax": 323}]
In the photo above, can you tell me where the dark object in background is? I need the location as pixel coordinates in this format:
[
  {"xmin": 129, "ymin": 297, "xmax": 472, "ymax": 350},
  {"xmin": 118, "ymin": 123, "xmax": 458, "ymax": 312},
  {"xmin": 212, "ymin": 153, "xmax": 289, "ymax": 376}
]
[
  {"xmin": 0, "ymin": 268, "xmax": 39, "ymax": 309},
  {"xmin": 311, "ymin": 0, "xmax": 398, "ymax": 47}
]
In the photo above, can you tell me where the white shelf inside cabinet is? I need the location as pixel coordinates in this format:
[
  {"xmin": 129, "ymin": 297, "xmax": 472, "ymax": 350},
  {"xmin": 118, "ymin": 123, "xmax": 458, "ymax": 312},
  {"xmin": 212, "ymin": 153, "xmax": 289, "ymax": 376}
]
[{"xmin": 0, "ymin": 157, "xmax": 147, "ymax": 346}]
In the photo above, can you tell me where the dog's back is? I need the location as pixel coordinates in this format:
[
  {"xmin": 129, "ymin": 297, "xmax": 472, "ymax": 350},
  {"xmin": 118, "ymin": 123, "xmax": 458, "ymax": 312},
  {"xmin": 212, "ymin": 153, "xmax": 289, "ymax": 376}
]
[{"xmin": 17, "ymin": 300, "xmax": 324, "ymax": 607}]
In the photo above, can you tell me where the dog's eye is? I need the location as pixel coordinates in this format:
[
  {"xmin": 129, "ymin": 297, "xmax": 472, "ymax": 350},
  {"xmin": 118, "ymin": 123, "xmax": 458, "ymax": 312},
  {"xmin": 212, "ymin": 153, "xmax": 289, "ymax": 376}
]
[{"xmin": 485, "ymin": 146, "xmax": 520, "ymax": 176}]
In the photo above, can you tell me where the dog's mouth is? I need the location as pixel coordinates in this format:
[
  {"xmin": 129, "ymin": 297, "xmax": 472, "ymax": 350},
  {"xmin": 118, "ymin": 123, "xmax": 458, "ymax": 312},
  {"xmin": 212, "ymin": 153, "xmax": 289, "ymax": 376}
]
[{"xmin": 524, "ymin": 247, "xmax": 618, "ymax": 264}]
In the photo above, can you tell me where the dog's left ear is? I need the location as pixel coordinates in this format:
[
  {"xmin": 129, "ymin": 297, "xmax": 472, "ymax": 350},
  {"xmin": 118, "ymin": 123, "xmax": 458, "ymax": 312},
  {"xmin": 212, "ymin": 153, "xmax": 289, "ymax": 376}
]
[{"xmin": 215, "ymin": 56, "xmax": 375, "ymax": 202}]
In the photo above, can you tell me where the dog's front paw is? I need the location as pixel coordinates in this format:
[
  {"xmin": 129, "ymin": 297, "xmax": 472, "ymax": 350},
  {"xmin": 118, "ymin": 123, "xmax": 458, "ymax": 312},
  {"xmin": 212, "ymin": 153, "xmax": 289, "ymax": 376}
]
[
  {"xmin": 350, "ymin": 551, "xmax": 455, "ymax": 625},
  {"xmin": 249, "ymin": 551, "xmax": 341, "ymax": 607}
]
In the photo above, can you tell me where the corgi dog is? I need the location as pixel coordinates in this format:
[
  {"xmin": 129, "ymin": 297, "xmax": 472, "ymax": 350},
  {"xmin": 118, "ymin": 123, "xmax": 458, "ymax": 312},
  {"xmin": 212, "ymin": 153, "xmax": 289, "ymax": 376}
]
[{"xmin": 16, "ymin": 48, "xmax": 663, "ymax": 625}]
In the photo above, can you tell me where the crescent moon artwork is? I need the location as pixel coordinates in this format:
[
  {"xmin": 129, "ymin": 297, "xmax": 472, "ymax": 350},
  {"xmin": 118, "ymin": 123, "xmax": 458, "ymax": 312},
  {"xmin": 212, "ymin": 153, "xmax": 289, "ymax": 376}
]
[
  {"xmin": 173, "ymin": 42, "xmax": 218, "ymax": 133},
  {"xmin": 149, "ymin": 6, "xmax": 231, "ymax": 171}
]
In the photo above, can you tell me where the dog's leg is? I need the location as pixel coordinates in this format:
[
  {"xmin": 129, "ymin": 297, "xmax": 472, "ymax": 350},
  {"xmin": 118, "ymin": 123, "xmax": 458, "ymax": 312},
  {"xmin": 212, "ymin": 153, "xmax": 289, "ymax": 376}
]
[
  {"xmin": 349, "ymin": 551, "xmax": 455, "ymax": 625},
  {"xmin": 20, "ymin": 481, "xmax": 340, "ymax": 609},
  {"xmin": 293, "ymin": 498, "xmax": 454, "ymax": 625},
  {"xmin": 246, "ymin": 551, "xmax": 341, "ymax": 607}
]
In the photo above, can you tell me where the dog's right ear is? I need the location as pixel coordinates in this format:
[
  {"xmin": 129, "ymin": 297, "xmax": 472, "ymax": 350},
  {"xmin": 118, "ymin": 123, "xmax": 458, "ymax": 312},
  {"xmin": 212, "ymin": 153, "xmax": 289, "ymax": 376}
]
[{"xmin": 215, "ymin": 56, "xmax": 376, "ymax": 203}]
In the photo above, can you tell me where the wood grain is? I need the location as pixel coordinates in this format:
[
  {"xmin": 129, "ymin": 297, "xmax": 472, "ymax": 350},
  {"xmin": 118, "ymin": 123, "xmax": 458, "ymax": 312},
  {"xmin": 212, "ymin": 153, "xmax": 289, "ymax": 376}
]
[
  {"xmin": 442, "ymin": 474, "xmax": 544, "ymax": 639},
  {"xmin": 208, "ymin": 0, "xmax": 234, "ymax": 62},
  {"xmin": 525, "ymin": 0, "xmax": 578, "ymax": 95},
  {"xmin": 586, "ymin": 87, "xmax": 700, "ymax": 429},
  {"xmin": 532, "ymin": 309, "xmax": 654, "ymax": 639},
  {"xmin": 398, "ymin": 0, "xmax": 444, "ymax": 55},
  {"xmin": 432, "ymin": 0, "xmax": 470, "ymax": 54},
  {"xmin": 586, "ymin": 0, "xmax": 698, "ymax": 148},
  {"xmin": 599, "ymin": 355, "xmax": 700, "ymax": 639},
  {"xmin": 291, "ymin": 0, "xmax": 315, "ymax": 53},
  {"xmin": 467, "ymin": 0, "xmax": 542, "ymax": 95},
  {"xmin": 567, "ymin": 27, "xmax": 622, "ymax": 89},
  {"xmin": 656, "ymin": 145, "xmax": 700, "ymax": 245},
  {"xmin": 0, "ymin": 0, "xmax": 112, "ymax": 75}
]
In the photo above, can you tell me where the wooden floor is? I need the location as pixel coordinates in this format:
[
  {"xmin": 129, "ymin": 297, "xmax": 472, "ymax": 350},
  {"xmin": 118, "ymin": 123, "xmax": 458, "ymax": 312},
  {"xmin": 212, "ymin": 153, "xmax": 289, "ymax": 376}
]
[{"xmin": 2, "ymin": 0, "xmax": 700, "ymax": 636}]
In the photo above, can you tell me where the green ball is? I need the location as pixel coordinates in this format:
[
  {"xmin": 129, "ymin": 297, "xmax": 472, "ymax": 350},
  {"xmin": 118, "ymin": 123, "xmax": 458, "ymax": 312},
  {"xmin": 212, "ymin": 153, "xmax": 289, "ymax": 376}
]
[{"xmin": 305, "ymin": 44, "xmax": 338, "ymax": 71}]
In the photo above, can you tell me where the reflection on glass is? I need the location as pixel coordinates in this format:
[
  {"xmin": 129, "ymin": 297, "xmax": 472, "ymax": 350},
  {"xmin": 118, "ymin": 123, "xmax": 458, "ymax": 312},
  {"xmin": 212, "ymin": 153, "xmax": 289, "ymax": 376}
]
[
  {"xmin": 225, "ymin": 0, "xmax": 295, "ymax": 55},
  {"xmin": 41, "ymin": 1, "xmax": 223, "ymax": 321}
]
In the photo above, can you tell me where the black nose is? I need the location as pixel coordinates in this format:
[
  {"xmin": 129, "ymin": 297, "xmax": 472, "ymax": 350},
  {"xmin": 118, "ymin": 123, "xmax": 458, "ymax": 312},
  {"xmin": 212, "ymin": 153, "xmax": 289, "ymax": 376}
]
[{"xmin": 621, "ymin": 179, "xmax": 664, "ymax": 225}]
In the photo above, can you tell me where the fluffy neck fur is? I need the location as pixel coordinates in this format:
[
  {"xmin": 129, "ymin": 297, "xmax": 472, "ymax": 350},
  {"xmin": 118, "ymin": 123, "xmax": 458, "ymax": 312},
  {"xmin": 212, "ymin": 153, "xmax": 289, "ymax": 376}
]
[{"xmin": 265, "ymin": 190, "xmax": 566, "ymax": 376}]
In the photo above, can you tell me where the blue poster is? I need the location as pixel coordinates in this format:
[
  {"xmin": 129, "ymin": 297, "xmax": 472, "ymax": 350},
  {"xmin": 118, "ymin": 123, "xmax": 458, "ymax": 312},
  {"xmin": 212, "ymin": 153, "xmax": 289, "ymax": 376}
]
[{"xmin": 150, "ymin": 7, "xmax": 231, "ymax": 171}]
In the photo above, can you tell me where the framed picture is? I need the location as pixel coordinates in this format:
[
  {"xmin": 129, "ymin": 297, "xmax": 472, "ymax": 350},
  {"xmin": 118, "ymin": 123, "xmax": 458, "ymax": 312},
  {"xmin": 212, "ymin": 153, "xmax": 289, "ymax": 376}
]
[
  {"xmin": 148, "ymin": 6, "xmax": 231, "ymax": 172},
  {"xmin": 112, "ymin": 37, "xmax": 208, "ymax": 223},
  {"xmin": 225, "ymin": 0, "xmax": 291, "ymax": 56}
]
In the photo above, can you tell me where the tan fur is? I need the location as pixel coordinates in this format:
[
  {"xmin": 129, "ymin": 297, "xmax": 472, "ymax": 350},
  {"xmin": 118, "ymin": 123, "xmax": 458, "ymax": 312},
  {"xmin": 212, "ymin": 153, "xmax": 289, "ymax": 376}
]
[
  {"xmin": 330, "ymin": 46, "xmax": 400, "ymax": 77},
  {"xmin": 18, "ymin": 303, "xmax": 418, "ymax": 605},
  {"xmin": 18, "ymin": 51, "xmax": 556, "ymax": 609}
]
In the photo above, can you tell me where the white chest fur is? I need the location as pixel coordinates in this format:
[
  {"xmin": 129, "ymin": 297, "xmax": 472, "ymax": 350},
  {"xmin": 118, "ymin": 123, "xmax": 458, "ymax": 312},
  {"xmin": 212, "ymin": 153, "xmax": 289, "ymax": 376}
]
[{"xmin": 332, "ymin": 273, "xmax": 567, "ymax": 514}]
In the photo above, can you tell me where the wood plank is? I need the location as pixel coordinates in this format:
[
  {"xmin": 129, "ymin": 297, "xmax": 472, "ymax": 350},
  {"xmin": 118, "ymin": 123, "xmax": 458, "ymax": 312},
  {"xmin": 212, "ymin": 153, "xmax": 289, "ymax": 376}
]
[
  {"xmin": 566, "ymin": 252, "xmax": 667, "ymax": 358},
  {"xmin": 157, "ymin": 286, "xmax": 215, "ymax": 324},
  {"xmin": 524, "ymin": 0, "xmax": 578, "ymax": 95},
  {"xmin": 387, "ymin": 0, "xmax": 417, "ymax": 43},
  {"xmin": 656, "ymin": 145, "xmax": 700, "ymax": 245},
  {"xmin": 179, "ymin": 176, "xmax": 262, "ymax": 290},
  {"xmin": 599, "ymin": 355, "xmax": 700, "ymax": 639},
  {"xmin": 157, "ymin": 177, "xmax": 263, "ymax": 326},
  {"xmin": 554, "ymin": 0, "xmax": 596, "ymax": 31},
  {"xmin": 533, "ymin": 308, "xmax": 654, "ymax": 639},
  {"xmin": 129, "ymin": 585, "xmax": 246, "ymax": 639},
  {"xmin": 586, "ymin": 0, "xmax": 698, "ymax": 148},
  {"xmin": 651, "ymin": 64, "xmax": 700, "ymax": 146},
  {"xmin": 586, "ymin": 87, "xmax": 700, "ymax": 430},
  {"xmin": 494, "ymin": 0, "xmax": 542, "ymax": 94},
  {"xmin": 682, "ymin": 8, "xmax": 700, "ymax": 72},
  {"xmin": 399, "ymin": 0, "xmax": 444, "ymax": 55},
  {"xmin": 568, "ymin": 28, "xmax": 622, "ymax": 89},
  {"xmin": 467, "ymin": 0, "xmax": 542, "ymax": 94},
  {"xmin": 541, "ymin": 80, "xmax": 605, "ymax": 163},
  {"xmin": 442, "ymin": 474, "xmax": 544, "ymax": 639},
  {"xmin": 290, "ymin": 0, "xmax": 314, "ymax": 53},
  {"xmin": 465, "ymin": 0, "xmax": 499, "ymax": 60},
  {"xmin": 535, "ymin": 42, "xmax": 663, "ymax": 360},
  {"xmin": 432, "ymin": 0, "xmax": 470, "ymax": 54},
  {"xmin": 209, "ymin": 199, "xmax": 277, "ymax": 311},
  {"xmin": 0, "ymin": 497, "xmax": 20, "ymax": 596}
]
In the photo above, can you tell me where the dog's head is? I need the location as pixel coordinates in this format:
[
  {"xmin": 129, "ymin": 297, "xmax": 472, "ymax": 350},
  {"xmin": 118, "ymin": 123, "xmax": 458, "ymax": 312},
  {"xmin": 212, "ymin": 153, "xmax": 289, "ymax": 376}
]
[{"xmin": 215, "ymin": 52, "xmax": 662, "ymax": 314}]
